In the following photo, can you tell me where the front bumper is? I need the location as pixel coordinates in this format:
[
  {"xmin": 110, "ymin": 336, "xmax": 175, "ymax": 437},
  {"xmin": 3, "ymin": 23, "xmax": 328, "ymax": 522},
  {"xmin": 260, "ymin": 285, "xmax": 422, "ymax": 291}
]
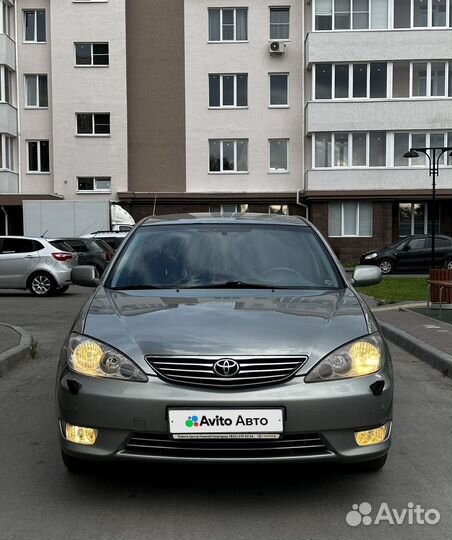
[{"xmin": 57, "ymin": 367, "xmax": 393, "ymax": 464}]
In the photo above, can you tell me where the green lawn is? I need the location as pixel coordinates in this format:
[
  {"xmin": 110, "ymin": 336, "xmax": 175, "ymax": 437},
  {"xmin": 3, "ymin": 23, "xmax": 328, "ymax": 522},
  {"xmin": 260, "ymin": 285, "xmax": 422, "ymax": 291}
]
[{"xmin": 358, "ymin": 277, "xmax": 428, "ymax": 304}]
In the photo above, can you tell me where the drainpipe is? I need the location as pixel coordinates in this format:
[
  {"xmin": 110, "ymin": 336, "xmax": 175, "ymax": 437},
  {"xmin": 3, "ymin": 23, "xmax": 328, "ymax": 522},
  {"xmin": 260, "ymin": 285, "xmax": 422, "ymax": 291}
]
[
  {"xmin": 14, "ymin": 0, "xmax": 21, "ymax": 193},
  {"xmin": 1, "ymin": 206, "xmax": 8, "ymax": 235},
  {"xmin": 296, "ymin": 190, "xmax": 309, "ymax": 220}
]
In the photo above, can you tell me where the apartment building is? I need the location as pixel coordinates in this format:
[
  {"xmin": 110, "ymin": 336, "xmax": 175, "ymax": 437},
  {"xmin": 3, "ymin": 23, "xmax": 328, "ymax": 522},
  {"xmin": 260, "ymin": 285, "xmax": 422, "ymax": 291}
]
[
  {"xmin": 0, "ymin": 0, "xmax": 127, "ymax": 235},
  {"xmin": 123, "ymin": 0, "xmax": 305, "ymax": 219},
  {"xmin": 304, "ymin": 0, "xmax": 452, "ymax": 259},
  {"xmin": 122, "ymin": 0, "xmax": 452, "ymax": 261},
  {"xmin": 2, "ymin": 0, "xmax": 452, "ymax": 262}
]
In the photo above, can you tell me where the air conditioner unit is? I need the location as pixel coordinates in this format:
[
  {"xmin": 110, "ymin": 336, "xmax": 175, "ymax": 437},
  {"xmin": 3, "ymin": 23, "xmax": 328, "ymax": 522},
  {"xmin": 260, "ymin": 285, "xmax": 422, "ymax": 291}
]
[{"xmin": 269, "ymin": 41, "xmax": 286, "ymax": 54}]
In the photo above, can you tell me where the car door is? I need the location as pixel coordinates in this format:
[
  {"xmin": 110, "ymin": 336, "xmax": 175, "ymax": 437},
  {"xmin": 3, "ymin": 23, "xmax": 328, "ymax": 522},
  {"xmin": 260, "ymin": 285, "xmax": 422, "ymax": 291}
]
[
  {"xmin": 0, "ymin": 238, "xmax": 41, "ymax": 288},
  {"xmin": 396, "ymin": 237, "xmax": 429, "ymax": 272},
  {"xmin": 432, "ymin": 237, "xmax": 452, "ymax": 267},
  {"xmin": 65, "ymin": 240, "xmax": 90, "ymax": 265}
]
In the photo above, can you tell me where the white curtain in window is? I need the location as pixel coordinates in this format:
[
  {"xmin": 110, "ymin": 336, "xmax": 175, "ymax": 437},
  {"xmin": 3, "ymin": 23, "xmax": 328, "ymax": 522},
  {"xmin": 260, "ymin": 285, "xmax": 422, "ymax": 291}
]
[
  {"xmin": 316, "ymin": 0, "xmax": 332, "ymax": 15},
  {"xmin": 208, "ymin": 9, "xmax": 220, "ymax": 41},
  {"xmin": 359, "ymin": 203, "xmax": 372, "ymax": 236},
  {"xmin": 343, "ymin": 203, "xmax": 357, "ymax": 236},
  {"xmin": 236, "ymin": 9, "xmax": 247, "ymax": 40},
  {"xmin": 328, "ymin": 203, "xmax": 342, "ymax": 236},
  {"xmin": 236, "ymin": 139, "xmax": 248, "ymax": 171},
  {"xmin": 371, "ymin": 0, "xmax": 388, "ymax": 28}
]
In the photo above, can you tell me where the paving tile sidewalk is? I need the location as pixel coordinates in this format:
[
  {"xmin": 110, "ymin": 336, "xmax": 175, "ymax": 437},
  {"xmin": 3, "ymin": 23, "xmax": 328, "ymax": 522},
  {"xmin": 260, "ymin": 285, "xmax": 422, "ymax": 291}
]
[{"xmin": 375, "ymin": 308, "xmax": 452, "ymax": 378}]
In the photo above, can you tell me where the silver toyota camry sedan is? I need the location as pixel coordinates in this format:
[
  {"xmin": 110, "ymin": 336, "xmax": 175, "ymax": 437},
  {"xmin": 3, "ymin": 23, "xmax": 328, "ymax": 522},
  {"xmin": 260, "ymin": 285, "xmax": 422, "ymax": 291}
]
[{"xmin": 56, "ymin": 214, "xmax": 393, "ymax": 472}]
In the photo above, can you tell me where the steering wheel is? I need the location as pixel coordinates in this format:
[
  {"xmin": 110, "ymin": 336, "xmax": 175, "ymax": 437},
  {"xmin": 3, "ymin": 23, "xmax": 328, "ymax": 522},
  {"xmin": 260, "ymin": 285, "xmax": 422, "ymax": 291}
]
[{"xmin": 262, "ymin": 267, "xmax": 304, "ymax": 281}]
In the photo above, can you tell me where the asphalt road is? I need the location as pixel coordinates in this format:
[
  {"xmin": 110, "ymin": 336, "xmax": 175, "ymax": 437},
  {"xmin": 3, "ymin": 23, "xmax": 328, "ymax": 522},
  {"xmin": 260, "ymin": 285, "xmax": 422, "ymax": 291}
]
[{"xmin": 0, "ymin": 287, "xmax": 451, "ymax": 540}]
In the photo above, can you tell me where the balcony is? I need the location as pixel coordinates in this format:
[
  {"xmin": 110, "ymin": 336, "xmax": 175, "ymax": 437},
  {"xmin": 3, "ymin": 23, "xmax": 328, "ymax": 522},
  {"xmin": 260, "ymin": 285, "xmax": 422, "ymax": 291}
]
[
  {"xmin": 305, "ymin": 167, "xmax": 452, "ymax": 193},
  {"xmin": 0, "ymin": 34, "xmax": 15, "ymax": 70},
  {"xmin": 0, "ymin": 171, "xmax": 19, "ymax": 193},
  {"xmin": 305, "ymin": 99, "xmax": 451, "ymax": 134},
  {"xmin": 305, "ymin": 29, "xmax": 452, "ymax": 67}
]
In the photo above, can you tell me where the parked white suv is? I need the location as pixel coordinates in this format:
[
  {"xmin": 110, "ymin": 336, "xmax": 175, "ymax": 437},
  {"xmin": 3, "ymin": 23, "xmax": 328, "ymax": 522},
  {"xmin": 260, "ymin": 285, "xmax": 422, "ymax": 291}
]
[{"xmin": 0, "ymin": 236, "xmax": 77, "ymax": 296}]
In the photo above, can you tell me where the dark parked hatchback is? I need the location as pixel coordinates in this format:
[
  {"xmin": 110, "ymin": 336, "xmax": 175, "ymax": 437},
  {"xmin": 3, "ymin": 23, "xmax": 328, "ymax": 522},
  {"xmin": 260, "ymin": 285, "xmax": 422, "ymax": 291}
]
[
  {"xmin": 360, "ymin": 235, "xmax": 452, "ymax": 274},
  {"xmin": 53, "ymin": 238, "xmax": 113, "ymax": 275}
]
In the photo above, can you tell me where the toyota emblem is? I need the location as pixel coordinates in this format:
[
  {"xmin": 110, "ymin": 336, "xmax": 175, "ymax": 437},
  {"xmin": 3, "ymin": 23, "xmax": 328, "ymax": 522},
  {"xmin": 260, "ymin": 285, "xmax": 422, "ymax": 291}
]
[{"xmin": 213, "ymin": 358, "xmax": 240, "ymax": 378}]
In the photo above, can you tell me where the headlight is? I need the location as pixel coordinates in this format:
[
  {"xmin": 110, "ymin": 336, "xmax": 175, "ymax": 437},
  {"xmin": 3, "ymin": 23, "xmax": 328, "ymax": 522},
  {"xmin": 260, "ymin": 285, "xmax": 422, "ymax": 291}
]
[
  {"xmin": 364, "ymin": 253, "xmax": 378, "ymax": 260},
  {"xmin": 305, "ymin": 334, "xmax": 384, "ymax": 382},
  {"xmin": 67, "ymin": 334, "xmax": 147, "ymax": 382}
]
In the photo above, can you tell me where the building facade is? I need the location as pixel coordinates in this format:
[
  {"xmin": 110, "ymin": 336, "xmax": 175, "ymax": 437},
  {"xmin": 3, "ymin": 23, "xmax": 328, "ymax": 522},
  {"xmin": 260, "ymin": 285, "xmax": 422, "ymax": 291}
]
[
  {"xmin": 0, "ymin": 0, "xmax": 128, "ymax": 235},
  {"xmin": 1, "ymin": 0, "xmax": 452, "ymax": 262}
]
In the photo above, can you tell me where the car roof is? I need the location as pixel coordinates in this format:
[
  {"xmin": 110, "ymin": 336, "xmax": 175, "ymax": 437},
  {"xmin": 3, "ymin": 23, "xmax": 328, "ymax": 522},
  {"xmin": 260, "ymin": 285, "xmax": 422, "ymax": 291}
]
[{"xmin": 140, "ymin": 213, "xmax": 309, "ymax": 227}]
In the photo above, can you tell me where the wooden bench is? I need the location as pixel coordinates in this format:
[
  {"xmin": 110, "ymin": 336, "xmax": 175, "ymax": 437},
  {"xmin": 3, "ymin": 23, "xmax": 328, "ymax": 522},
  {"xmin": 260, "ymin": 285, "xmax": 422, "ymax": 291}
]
[{"xmin": 428, "ymin": 269, "xmax": 452, "ymax": 311}]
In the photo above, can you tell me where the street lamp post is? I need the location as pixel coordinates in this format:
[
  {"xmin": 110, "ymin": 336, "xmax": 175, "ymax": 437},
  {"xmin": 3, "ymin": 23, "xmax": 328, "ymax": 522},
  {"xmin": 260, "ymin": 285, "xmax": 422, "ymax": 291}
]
[{"xmin": 403, "ymin": 146, "xmax": 452, "ymax": 270}]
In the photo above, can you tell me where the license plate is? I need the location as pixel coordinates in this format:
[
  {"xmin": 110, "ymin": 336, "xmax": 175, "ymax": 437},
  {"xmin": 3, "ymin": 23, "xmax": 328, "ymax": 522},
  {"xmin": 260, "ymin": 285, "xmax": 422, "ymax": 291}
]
[{"xmin": 168, "ymin": 409, "xmax": 284, "ymax": 438}]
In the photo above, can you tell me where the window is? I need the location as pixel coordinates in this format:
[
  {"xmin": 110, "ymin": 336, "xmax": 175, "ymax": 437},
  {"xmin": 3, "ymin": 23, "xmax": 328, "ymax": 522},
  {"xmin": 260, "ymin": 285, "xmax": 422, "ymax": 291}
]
[
  {"xmin": 77, "ymin": 177, "xmax": 112, "ymax": 192},
  {"xmin": 394, "ymin": 132, "xmax": 449, "ymax": 167},
  {"xmin": 393, "ymin": 62, "xmax": 410, "ymax": 97},
  {"xmin": 269, "ymin": 73, "xmax": 289, "ymax": 106},
  {"xmin": 1, "ymin": 238, "xmax": 36, "ymax": 254},
  {"xmin": 76, "ymin": 113, "xmax": 110, "ymax": 135},
  {"xmin": 209, "ymin": 74, "xmax": 247, "ymax": 107},
  {"xmin": 2, "ymin": 1, "xmax": 12, "ymax": 36},
  {"xmin": 315, "ymin": 63, "xmax": 387, "ymax": 99},
  {"xmin": 270, "ymin": 7, "xmax": 290, "ymax": 39},
  {"xmin": 27, "ymin": 140, "xmax": 49, "ymax": 173},
  {"xmin": 314, "ymin": 0, "xmax": 388, "ymax": 30},
  {"xmin": 209, "ymin": 139, "xmax": 248, "ymax": 173},
  {"xmin": 392, "ymin": 60, "xmax": 450, "ymax": 98},
  {"xmin": 329, "ymin": 202, "xmax": 372, "ymax": 237},
  {"xmin": 399, "ymin": 203, "xmax": 428, "ymax": 235},
  {"xmin": 269, "ymin": 205, "xmax": 289, "ymax": 215},
  {"xmin": 0, "ymin": 66, "xmax": 13, "ymax": 104},
  {"xmin": 315, "ymin": 133, "xmax": 332, "ymax": 167},
  {"xmin": 0, "ymin": 134, "xmax": 14, "ymax": 170},
  {"xmin": 25, "ymin": 75, "xmax": 48, "ymax": 108},
  {"xmin": 209, "ymin": 204, "xmax": 248, "ymax": 215},
  {"xmin": 315, "ymin": 64, "xmax": 332, "ymax": 99},
  {"xmin": 394, "ymin": 0, "xmax": 449, "ymax": 28},
  {"xmin": 208, "ymin": 8, "xmax": 248, "ymax": 41},
  {"xmin": 75, "ymin": 43, "xmax": 109, "ymax": 66},
  {"xmin": 412, "ymin": 62, "xmax": 427, "ymax": 96},
  {"xmin": 314, "ymin": 132, "xmax": 386, "ymax": 167},
  {"xmin": 269, "ymin": 139, "xmax": 289, "ymax": 172},
  {"xmin": 24, "ymin": 10, "xmax": 46, "ymax": 42}
]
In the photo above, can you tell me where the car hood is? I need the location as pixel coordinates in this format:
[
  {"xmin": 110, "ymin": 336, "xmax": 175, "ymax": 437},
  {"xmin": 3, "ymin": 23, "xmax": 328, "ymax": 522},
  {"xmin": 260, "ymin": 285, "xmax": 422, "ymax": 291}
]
[{"xmin": 77, "ymin": 287, "xmax": 373, "ymax": 375}]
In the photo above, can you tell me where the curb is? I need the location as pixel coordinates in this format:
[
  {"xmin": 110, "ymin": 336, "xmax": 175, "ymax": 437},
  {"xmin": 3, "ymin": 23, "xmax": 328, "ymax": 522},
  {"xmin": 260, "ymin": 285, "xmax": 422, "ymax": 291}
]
[
  {"xmin": 0, "ymin": 323, "xmax": 33, "ymax": 376},
  {"xmin": 379, "ymin": 319, "xmax": 452, "ymax": 379}
]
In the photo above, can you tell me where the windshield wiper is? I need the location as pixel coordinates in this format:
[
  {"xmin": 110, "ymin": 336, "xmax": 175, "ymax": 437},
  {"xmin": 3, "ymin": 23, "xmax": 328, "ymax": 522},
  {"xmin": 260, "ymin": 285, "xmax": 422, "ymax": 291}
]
[
  {"xmin": 108, "ymin": 284, "xmax": 164, "ymax": 290},
  {"xmin": 178, "ymin": 280, "xmax": 288, "ymax": 290}
]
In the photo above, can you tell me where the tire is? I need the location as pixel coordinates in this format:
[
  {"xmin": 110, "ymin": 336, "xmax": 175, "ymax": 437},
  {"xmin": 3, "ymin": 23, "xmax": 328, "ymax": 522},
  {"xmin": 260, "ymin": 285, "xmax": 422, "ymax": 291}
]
[
  {"xmin": 54, "ymin": 285, "xmax": 69, "ymax": 295},
  {"xmin": 446, "ymin": 259, "xmax": 452, "ymax": 271},
  {"xmin": 28, "ymin": 272, "xmax": 57, "ymax": 297},
  {"xmin": 61, "ymin": 451, "xmax": 94, "ymax": 474},
  {"xmin": 353, "ymin": 453, "xmax": 388, "ymax": 472},
  {"xmin": 379, "ymin": 259, "xmax": 393, "ymax": 275}
]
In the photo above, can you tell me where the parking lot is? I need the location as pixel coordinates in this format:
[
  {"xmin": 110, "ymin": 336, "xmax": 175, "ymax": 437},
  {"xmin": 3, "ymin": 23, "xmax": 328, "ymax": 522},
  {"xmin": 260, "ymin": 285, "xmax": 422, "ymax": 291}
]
[{"xmin": 0, "ymin": 286, "xmax": 451, "ymax": 540}]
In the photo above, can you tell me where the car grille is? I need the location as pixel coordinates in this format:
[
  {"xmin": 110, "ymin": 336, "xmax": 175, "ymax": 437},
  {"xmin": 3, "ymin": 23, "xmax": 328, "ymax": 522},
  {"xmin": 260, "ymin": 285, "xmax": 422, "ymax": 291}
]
[
  {"xmin": 145, "ymin": 356, "xmax": 308, "ymax": 388},
  {"xmin": 123, "ymin": 432, "xmax": 330, "ymax": 459}
]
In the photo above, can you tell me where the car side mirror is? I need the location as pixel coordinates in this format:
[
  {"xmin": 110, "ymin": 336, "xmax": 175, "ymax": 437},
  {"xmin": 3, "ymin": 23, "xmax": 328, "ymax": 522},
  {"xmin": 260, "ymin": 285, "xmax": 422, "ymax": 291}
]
[
  {"xmin": 71, "ymin": 266, "xmax": 100, "ymax": 287},
  {"xmin": 350, "ymin": 265, "xmax": 382, "ymax": 287}
]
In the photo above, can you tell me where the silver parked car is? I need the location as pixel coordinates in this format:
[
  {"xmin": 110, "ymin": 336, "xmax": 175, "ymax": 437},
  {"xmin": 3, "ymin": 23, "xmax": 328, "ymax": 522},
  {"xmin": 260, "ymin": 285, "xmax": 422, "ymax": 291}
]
[
  {"xmin": 0, "ymin": 236, "xmax": 77, "ymax": 296},
  {"xmin": 57, "ymin": 214, "xmax": 393, "ymax": 472}
]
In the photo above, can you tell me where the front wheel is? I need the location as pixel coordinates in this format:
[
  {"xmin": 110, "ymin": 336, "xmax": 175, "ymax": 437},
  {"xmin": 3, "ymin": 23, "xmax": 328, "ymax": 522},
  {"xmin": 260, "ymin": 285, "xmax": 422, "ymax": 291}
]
[
  {"xmin": 445, "ymin": 259, "xmax": 452, "ymax": 271},
  {"xmin": 379, "ymin": 259, "xmax": 393, "ymax": 275},
  {"xmin": 29, "ymin": 273, "xmax": 56, "ymax": 297}
]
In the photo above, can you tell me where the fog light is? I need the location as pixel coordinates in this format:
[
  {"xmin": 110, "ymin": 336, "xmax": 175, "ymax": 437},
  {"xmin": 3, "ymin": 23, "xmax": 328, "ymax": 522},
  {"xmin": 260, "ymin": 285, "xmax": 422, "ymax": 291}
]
[
  {"xmin": 355, "ymin": 423, "xmax": 389, "ymax": 446},
  {"xmin": 65, "ymin": 423, "xmax": 98, "ymax": 446}
]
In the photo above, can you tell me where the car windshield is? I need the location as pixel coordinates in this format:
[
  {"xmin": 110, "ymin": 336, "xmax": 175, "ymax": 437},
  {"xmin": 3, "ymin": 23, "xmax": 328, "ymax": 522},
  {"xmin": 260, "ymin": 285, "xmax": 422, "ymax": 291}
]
[{"xmin": 107, "ymin": 223, "xmax": 343, "ymax": 290}]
